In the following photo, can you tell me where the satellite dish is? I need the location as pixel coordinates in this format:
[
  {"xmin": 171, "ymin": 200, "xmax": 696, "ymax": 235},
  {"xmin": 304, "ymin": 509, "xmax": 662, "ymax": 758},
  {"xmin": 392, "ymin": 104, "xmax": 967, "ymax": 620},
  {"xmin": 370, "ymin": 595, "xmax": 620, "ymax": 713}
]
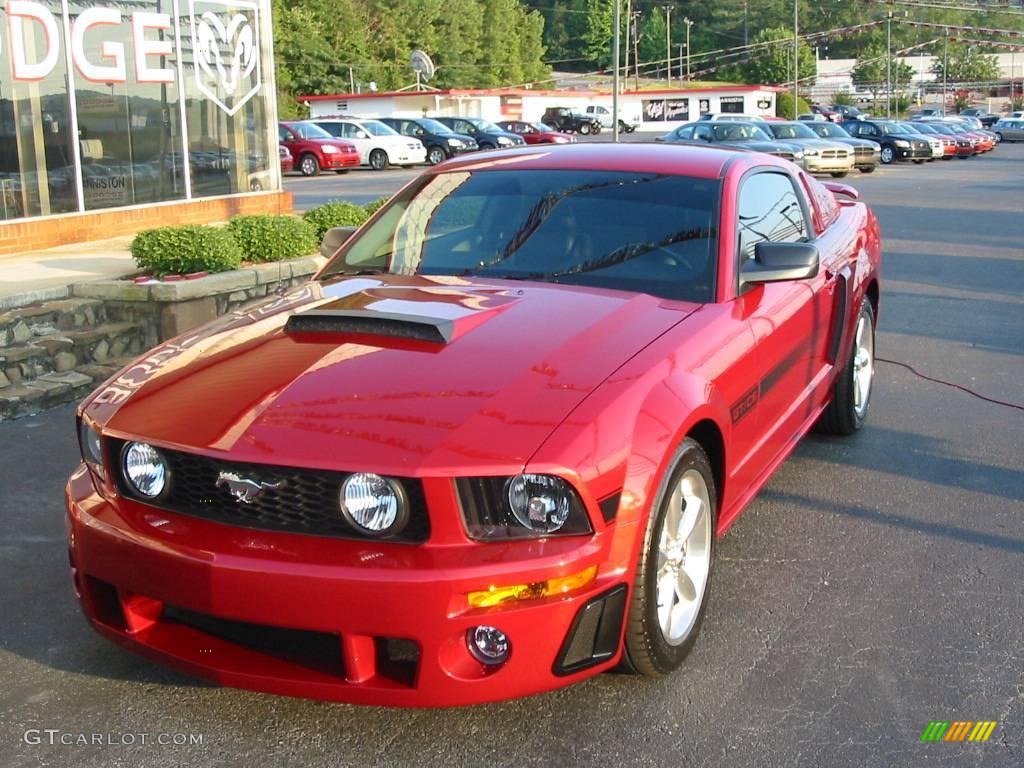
[{"xmin": 410, "ymin": 50, "xmax": 436, "ymax": 83}]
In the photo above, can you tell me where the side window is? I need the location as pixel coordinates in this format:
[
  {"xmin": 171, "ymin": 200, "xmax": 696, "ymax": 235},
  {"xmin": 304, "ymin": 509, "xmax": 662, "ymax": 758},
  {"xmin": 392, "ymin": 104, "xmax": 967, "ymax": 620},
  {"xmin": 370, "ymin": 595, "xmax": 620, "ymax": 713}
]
[
  {"xmin": 693, "ymin": 125, "xmax": 713, "ymax": 142},
  {"xmin": 278, "ymin": 126, "xmax": 291, "ymax": 142},
  {"xmin": 737, "ymin": 172, "xmax": 810, "ymax": 263},
  {"xmin": 675, "ymin": 125, "xmax": 695, "ymax": 140}
]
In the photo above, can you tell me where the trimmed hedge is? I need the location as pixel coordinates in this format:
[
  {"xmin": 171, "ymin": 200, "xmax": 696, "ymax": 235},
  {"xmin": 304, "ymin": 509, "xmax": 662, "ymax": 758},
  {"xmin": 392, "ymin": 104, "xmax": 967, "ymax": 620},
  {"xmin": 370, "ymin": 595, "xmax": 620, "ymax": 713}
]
[
  {"xmin": 227, "ymin": 215, "xmax": 318, "ymax": 263},
  {"xmin": 363, "ymin": 197, "xmax": 388, "ymax": 216},
  {"xmin": 302, "ymin": 201, "xmax": 371, "ymax": 240},
  {"xmin": 131, "ymin": 225, "xmax": 241, "ymax": 276}
]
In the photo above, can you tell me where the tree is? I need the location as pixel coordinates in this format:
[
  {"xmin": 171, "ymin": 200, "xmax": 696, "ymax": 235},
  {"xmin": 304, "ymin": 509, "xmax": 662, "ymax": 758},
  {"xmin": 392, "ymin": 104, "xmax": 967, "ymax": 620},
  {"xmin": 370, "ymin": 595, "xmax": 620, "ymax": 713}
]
[
  {"xmin": 583, "ymin": 0, "xmax": 614, "ymax": 69},
  {"xmin": 931, "ymin": 43, "xmax": 1000, "ymax": 85},
  {"xmin": 851, "ymin": 42, "xmax": 915, "ymax": 112},
  {"xmin": 740, "ymin": 26, "xmax": 814, "ymax": 86}
]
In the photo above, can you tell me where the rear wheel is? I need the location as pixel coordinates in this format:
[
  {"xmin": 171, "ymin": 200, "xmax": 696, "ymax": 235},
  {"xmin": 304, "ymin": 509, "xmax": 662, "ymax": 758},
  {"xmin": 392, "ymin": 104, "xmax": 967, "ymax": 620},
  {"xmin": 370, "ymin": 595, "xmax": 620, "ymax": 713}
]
[
  {"xmin": 820, "ymin": 301, "xmax": 875, "ymax": 435},
  {"xmin": 622, "ymin": 439, "xmax": 716, "ymax": 676},
  {"xmin": 368, "ymin": 149, "xmax": 388, "ymax": 171},
  {"xmin": 299, "ymin": 154, "xmax": 320, "ymax": 177},
  {"xmin": 880, "ymin": 146, "xmax": 894, "ymax": 164}
]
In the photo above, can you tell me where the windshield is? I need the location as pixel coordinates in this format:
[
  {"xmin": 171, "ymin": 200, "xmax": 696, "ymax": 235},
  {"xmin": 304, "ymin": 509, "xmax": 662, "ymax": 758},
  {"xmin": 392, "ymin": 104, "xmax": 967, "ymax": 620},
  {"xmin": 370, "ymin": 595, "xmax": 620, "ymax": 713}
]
[
  {"xmin": 875, "ymin": 122, "xmax": 911, "ymax": 136},
  {"xmin": 419, "ymin": 118, "xmax": 454, "ymax": 134},
  {"xmin": 768, "ymin": 123, "xmax": 818, "ymax": 140},
  {"xmin": 712, "ymin": 123, "xmax": 771, "ymax": 141},
  {"xmin": 289, "ymin": 122, "xmax": 333, "ymax": 140},
  {"xmin": 466, "ymin": 117, "xmax": 503, "ymax": 132},
  {"xmin": 809, "ymin": 123, "xmax": 849, "ymax": 138},
  {"xmin": 534, "ymin": 123, "xmax": 555, "ymax": 132},
  {"xmin": 363, "ymin": 120, "xmax": 398, "ymax": 136},
  {"xmin": 321, "ymin": 169, "xmax": 720, "ymax": 303}
]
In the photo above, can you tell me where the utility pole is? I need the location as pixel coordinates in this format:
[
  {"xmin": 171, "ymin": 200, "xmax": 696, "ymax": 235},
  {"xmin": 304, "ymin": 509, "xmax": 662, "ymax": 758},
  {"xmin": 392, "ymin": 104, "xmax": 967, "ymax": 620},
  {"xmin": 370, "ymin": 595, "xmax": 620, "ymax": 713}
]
[
  {"xmin": 613, "ymin": 0, "xmax": 621, "ymax": 142},
  {"xmin": 886, "ymin": 11, "xmax": 893, "ymax": 119},
  {"xmin": 632, "ymin": 10, "xmax": 641, "ymax": 91},
  {"xmin": 942, "ymin": 29, "xmax": 949, "ymax": 116},
  {"xmin": 623, "ymin": 0, "xmax": 631, "ymax": 84},
  {"xmin": 663, "ymin": 5, "xmax": 673, "ymax": 84},
  {"xmin": 684, "ymin": 17, "xmax": 693, "ymax": 80},
  {"xmin": 793, "ymin": 0, "xmax": 799, "ymax": 119},
  {"xmin": 679, "ymin": 45, "xmax": 684, "ymax": 81}
]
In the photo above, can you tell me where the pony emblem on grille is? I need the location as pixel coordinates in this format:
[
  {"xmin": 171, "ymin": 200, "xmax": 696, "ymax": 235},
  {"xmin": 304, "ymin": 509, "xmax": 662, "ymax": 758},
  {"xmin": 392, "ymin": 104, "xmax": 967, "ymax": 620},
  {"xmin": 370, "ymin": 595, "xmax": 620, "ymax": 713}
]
[{"xmin": 216, "ymin": 471, "xmax": 283, "ymax": 504}]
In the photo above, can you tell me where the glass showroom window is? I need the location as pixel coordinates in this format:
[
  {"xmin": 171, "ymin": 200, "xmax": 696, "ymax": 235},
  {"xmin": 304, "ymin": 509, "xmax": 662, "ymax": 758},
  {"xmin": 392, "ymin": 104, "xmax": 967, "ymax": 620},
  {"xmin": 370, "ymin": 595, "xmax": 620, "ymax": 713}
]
[
  {"xmin": 69, "ymin": 0, "xmax": 187, "ymax": 210},
  {"xmin": 0, "ymin": 0, "xmax": 78, "ymax": 220},
  {"xmin": 181, "ymin": 0, "xmax": 272, "ymax": 196}
]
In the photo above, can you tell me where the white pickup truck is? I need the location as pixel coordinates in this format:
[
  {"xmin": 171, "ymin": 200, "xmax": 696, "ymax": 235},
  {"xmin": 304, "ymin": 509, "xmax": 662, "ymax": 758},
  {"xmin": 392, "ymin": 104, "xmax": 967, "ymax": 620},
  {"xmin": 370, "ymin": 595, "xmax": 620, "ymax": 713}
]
[{"xmin": 583, "ymin": 105, "xmax": 639, "ymax": 132}]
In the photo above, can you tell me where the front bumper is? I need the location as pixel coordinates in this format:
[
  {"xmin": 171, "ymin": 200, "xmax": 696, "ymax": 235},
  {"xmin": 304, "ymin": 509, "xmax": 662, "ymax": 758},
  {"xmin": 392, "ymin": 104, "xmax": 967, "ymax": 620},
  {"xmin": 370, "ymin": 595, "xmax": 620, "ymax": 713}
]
[
  {"xmin": 803, "ymin": 155, "xmax": 856, "ymax": 174},
  {"xmin": 324, "ymin": 153, "xmax": 361, "ymax": 169},
  {"xmin": 65, "ymin": 467, "xmax": 633, "ymax": 706},
  {"xmin": 894, "ymin": 145, "xmax": 932, "ymax": 161}
]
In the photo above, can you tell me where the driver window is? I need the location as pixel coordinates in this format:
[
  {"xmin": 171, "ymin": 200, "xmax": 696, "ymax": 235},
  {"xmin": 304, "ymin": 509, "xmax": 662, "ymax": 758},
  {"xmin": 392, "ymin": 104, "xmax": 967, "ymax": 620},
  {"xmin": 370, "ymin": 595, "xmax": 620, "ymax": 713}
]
[
  {"xmin": 694, "ymin": 125, "xmax": 713, "ymax": 142},
  {"xmin": 675, "ymin": 125, "xmax": 695, "ymax": 140},
  {"xmin": 737, "ymin": 172, "xmax": 809, "ymax": 264}
]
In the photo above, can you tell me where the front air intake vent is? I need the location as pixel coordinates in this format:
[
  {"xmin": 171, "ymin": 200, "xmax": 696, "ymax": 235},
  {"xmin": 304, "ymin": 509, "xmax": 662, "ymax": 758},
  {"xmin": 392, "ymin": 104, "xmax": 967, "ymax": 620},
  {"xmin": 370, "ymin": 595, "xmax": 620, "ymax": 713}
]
[{"xmin": 285, "ymin": 310, "xmax": 453, "ymax": 344}]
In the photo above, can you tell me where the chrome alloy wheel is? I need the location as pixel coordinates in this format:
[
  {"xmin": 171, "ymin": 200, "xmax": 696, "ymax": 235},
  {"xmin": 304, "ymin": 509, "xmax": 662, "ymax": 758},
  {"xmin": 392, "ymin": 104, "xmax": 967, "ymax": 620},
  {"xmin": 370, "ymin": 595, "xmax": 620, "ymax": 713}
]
[
  {"xmin": 852, "ymin": 312, "xmax": 874, "ymax": 419},
  {"xmin": 656, "ymin": 469, "xmax": 712, "ymax": 645}
]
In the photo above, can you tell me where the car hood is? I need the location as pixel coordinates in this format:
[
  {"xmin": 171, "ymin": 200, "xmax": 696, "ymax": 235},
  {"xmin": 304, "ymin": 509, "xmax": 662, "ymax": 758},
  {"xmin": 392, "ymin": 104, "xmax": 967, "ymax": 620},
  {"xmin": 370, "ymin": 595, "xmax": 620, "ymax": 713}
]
[
  {"xmin": 824, "ymin": 136, "xmax": 879, "ymax": 149},
  {"xmin": 88, "ymin": 275, "xmax": 697, "ymax": 475},
  {"xmin": 720, "ymin": 139, "xmax": 799, "ymax": 153},
  {"xmin": 777, "ymin": 137, "xmax": 848, "ymax": 151}
]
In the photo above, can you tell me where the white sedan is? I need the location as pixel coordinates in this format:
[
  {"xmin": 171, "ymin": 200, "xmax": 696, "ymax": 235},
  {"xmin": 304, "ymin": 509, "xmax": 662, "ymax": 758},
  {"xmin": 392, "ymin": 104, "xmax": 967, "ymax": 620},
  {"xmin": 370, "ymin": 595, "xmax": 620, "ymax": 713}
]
[{"xmin": 313, "ymin": 117, "xmax": 427, "ymax": 170}]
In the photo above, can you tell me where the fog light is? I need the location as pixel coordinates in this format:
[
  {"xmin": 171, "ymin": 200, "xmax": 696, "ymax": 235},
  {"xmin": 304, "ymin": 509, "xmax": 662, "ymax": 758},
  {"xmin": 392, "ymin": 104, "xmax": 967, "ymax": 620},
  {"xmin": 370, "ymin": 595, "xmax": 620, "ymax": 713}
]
[{"xmin": 467, "ymin": 625, "xmax": 510, "ymax": 666}]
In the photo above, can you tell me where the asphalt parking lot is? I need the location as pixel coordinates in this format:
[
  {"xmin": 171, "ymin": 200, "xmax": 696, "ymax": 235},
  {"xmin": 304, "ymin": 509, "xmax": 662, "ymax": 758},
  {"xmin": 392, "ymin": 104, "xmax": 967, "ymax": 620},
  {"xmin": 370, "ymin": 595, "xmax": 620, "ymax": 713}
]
[{"xmin": 2, "ymin": 143, "xmax": 1022, "ymax": 768}]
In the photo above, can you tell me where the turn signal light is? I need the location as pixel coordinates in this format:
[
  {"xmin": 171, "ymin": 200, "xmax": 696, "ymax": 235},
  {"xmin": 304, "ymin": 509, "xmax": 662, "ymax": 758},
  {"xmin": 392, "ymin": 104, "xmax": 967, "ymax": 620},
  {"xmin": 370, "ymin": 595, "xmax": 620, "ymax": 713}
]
[{"xmin": 467, "ymin": 566, "xmax": 597, "ymax": 608}]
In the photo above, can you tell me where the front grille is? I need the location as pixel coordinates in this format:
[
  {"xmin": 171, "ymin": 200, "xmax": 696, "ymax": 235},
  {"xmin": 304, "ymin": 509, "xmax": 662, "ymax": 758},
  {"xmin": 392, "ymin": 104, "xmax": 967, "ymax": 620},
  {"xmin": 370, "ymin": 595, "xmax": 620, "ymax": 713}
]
[
  {"xmin": 854, "ymin": 146, "xmax": 875, "ymax": 157},
  {"xmin": 109, "ymin": 440, "xmax": 430, "ymax": 542},
  {"xmin": 821, "ymin": 150, "xmax": 847, "ymax": 159}
]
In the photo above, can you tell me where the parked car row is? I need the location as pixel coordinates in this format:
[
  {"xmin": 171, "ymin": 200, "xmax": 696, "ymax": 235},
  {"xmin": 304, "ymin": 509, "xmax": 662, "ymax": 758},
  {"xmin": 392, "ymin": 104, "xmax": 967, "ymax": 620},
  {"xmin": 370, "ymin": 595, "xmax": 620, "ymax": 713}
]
[{"xmin": 657, "ymin": 113, "xmax": 1001, "ymax": 177}]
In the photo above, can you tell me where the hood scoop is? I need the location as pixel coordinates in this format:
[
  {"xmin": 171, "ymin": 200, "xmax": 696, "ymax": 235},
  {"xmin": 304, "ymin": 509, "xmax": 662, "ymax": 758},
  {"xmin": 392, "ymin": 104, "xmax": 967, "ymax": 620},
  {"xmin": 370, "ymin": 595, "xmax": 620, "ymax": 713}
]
[{"xmin": 285, "ymin": 309, "xmax": 454, "ymax": 344}]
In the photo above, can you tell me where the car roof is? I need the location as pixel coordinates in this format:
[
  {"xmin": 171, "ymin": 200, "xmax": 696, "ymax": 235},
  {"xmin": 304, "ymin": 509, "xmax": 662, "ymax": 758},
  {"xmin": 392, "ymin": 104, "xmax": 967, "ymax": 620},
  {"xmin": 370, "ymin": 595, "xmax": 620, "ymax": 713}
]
[{"xmin": 429, "ymin": 142, "xmax": 771, "ymax": 179}]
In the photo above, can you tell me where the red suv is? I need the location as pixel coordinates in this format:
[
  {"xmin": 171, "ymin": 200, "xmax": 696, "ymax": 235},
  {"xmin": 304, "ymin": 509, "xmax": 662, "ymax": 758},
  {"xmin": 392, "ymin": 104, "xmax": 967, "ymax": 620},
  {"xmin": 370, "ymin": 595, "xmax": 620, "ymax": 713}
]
[{"xmin": 279, "ymin": 121, "xmax": 360, "ymax": 176}]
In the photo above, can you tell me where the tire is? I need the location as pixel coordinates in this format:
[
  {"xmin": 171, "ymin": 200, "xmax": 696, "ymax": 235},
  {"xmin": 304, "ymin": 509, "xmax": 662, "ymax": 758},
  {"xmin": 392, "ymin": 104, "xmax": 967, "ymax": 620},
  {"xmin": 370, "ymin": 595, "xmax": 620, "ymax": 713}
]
[
  {"xmin": 299, "ymin": 154, "xmax": 320, "ymax": 177},
  {"xmin": 578, "ymin": 122, "xmax": 591, "ymax": 135},
  {"xmin": 880, "ymin": 146, "xmax": 894, "ymax": 164},
  {"xmin": 820, "ymin": 300, "xmax": 875, "ymax": 436},
  {"xmin": 249, "ymin": 179, "xmax": 263, "ymax": 192},
  {"xmin": 334, "ymin": 169, "xmax": 349, "ymax": 174},
  {"xmin": 995, "ymin": 133, "xmax": 1003, "ymax": 142},
  {"xmin": 858, "ymin": 165, "xmax": 875, "ymax": 174},
  {"xmin": 830, "ymin": 171, "xmax": 849, "ymax": 178},
  {"xmin": 479, "ymin": 142, "xmax": 496, "ymax": 150},
  {"xmin": 622, "ymin": 439, "xmax": 716, "ymax": 676},
  {"xmin": 427, "ymin": 146, "xmax": 446, "ymax": 165},
  {"xmin": 368, "ymin": 149, "xmax": 388, "ymax": 171},
  {"xmin": 913, "ymin": 159, "xmax": 924, "ymax": 164}
]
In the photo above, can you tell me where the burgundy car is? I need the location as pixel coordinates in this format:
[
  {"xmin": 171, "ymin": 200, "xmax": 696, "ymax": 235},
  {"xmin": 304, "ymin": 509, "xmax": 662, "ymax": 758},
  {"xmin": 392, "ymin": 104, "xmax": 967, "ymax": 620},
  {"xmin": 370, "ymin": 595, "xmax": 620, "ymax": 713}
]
[
  {"xmin": 496, "ymin": 120, "xmax": 576, "ymax": 145},
  {"xmin": 279, "ymin": 121, "xmax": 360, "ymax": 176},
  {"xmin": 67, "ymin": 144, "xmax": 881, "ymax": 707}
]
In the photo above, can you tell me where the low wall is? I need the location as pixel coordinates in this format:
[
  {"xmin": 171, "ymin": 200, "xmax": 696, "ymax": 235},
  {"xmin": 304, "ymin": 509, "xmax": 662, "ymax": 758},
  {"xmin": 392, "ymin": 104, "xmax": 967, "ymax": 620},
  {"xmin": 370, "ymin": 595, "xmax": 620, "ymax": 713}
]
[{"xmin": 0, "ymin": 191, "xmax": 294, "ymax": 256}]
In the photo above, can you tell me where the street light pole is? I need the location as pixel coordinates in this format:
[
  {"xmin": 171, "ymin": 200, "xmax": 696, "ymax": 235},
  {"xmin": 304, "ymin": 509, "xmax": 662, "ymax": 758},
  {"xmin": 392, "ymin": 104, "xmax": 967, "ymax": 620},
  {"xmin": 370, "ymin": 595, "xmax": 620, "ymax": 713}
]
[
  {"xmin": 613, "ymin": 0, "xmax": 621, "ymax": 142},
  {"xmin": 942, "ymin": 29, "xmax": 948, "ymax": 116},
  {"xmin": 886, "ymin": 11, "xmax": 893, "ymax": 119},
  {"xmin": 684, "ymin": 17, "xmax": 693, "ymax": 80},
  {"xmin": 662, "ymin": 5, "xmax": 673, "ymax": 84},
  {"xmin": 793, "ymin": 0, "xmax": 799, "ymax": 119}
]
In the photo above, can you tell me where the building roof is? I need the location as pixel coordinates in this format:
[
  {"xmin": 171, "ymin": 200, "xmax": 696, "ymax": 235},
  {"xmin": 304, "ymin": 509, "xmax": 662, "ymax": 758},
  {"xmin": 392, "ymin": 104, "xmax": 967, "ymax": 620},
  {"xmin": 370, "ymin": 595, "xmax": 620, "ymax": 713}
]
[{"xmin": 300, "ymin": 84, "xmax": 780, "ymax": 103}]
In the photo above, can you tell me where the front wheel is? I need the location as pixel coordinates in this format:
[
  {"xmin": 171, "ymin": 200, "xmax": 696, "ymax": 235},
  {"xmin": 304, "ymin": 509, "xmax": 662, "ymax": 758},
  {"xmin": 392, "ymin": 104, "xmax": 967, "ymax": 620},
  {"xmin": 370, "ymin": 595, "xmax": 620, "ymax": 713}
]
[
  {"xmin": 880, "ymin": 146, "xmax": 894, "ymax": 164},
  {"xmin": 427, "ymin": 146, "xmax": 446, "ymax": 165},
  {"xmin": 858, "ymin": 165, "xmax": 876, "ymax": 174},
  {"xmin": 913, "ymin": 159, "xmax": 924, "ymax": 164},
  {"xmin": 622, "ymin": 439, "xmax": 716, "ymax": 676},
  {"xmin": 830, "ymin": 171, "xmax": 849, "ymax": 178},
  {"xmin": 368, "ymin": 149, "xmax": 388, "ymax": 171},
  {"xmin": 578, "ymin": 122, "xmax": 591, "ymax": 135},
  {"xmin": 820, "ymin": 300, "xmax": 875, "ymax": 435},
  {"xmin": 299, "ymin": 154, "xmax": 320, "ymax": 177}
]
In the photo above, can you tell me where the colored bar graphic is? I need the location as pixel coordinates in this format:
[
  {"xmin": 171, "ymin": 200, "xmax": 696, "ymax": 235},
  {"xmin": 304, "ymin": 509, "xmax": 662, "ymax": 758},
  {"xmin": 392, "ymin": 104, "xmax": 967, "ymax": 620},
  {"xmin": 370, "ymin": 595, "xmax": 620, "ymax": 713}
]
[{"xmin": 921, "ymin": 720, "xmax": 997, "ymax": 743}]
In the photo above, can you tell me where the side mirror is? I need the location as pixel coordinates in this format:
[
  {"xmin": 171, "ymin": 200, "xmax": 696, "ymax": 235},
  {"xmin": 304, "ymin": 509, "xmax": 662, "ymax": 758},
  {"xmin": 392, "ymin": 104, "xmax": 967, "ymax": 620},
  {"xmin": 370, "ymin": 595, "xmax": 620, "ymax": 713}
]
[
  {"xmin": 320, "ymin": 226, "xmax": 359, "ymax": 258},
  {"xmin": 741, "ymin": 241, "xmax": 819, "ymax": 286}
]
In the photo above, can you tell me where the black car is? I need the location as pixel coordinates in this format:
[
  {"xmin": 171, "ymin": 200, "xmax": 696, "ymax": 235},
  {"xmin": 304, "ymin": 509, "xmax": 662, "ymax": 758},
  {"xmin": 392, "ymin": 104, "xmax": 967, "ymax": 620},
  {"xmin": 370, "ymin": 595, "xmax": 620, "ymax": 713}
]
[
  {"xmin": 540, "ymin": 107, "xmax": 602, "ymax": 135},
  {"xmin": 377, "ymin": 117, "xmax": 479, "ymax": 165},
  {"xmin": 657, "ymin": 121, "xmax": 806, "ymax": 166},
  {"xmin": 434, "ymin": 117, "xmax": 526, "ymax": 150},
  {"xmin": 803, "ymin": 121, "xmax": 882, "ymax": 173},
  {"xmin": 842, "ymin": 120, "xmax": 932, "ymax": 164},
  {"xmin": 958, "ymin": 108, "xmax": 1000, "ymax": 129},
  {"xmin": 831, "ymin": 104, "xmax": 870, "ymax": 122}
]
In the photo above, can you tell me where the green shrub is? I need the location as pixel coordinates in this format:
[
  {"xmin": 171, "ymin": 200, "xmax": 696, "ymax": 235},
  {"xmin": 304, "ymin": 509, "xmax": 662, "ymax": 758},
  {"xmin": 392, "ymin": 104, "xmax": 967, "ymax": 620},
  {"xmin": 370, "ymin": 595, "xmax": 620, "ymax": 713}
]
[
  {"xmin": 131, "ymin": 225, "xmax": 241, "ymax": 276},
  {"xmin": 302, "ymin": 201, "xmax": 370, "ymax": 240},
  {"xmin": 364, "ymin": 197, "xmax": 388, "ymax": 216},
  {"xmin": 776, "ymin": 92, "xmax": 811, "ymax": 120},
  {"xmin": 227, "ymin": 215, "xmax": 318, "ymax": 263},
  {"xmin": 832, "ymin": 90, "xmax": 854, "ymax": 106}
]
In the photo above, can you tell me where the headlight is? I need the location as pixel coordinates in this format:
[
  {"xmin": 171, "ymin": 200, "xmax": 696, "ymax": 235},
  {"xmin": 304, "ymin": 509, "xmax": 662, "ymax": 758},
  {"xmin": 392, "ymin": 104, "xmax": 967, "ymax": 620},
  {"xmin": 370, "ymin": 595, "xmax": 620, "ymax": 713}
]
[
  {"xmin": 339, "ymin": 472, "xmax": 408, "ymax": 536},
  {"xmin": 894, "ymin": 140, "xmax": 909, "ymax": 147},
  {"xmin": 793, "ymin": 150, "xmax": 805, "ymax": 160},
  {"xmin": 457, "ymin": 475, "xmax": 592, "ymax": 540},
  {"xmin": 122, "ymin": 442, "xmax": 168, "ymax": 498},
  {"xmin": 447, "ymin": 138, "xmax": 464, "ymax": 147},
  {"xmin": 322, "ymin": 145, "xmax": 340, "ymax": 154},
  {"xmin": 78, "ymin": 419, "xmax": 104, "ymax": 466},
  {"xmin": 803, "ymin": 148, "xmax": 820, "ymax": 156},
  {"xmin": 497, "ymin": 136, "xmax": 513, "ymax": 145}
]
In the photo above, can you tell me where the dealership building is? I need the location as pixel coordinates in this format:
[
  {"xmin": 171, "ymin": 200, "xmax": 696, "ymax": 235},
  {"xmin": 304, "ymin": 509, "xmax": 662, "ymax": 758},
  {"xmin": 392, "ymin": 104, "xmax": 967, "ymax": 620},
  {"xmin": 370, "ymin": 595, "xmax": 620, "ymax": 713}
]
[
  {"xmin": 303, "ymin": 85, "xmax": 781, "ymax": 131},
  {"xmin": 0, "ymin": 0, "xmax": 289, "ymax": 254}
]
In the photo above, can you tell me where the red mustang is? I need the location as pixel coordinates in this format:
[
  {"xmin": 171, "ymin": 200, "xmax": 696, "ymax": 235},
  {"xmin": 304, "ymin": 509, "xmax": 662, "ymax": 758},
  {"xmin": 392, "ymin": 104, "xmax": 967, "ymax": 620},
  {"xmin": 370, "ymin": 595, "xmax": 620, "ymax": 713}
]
[{"xmin": 67, "ymin": 144, "xmax": 881, "ymax": 706}]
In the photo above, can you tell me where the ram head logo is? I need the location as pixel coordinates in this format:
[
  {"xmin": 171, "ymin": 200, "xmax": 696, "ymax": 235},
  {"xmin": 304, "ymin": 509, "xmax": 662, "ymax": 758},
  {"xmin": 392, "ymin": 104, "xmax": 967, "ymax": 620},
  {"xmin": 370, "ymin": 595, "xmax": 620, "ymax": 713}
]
[
  {"xmin": 192, "ymin": 2, "xmax": 261, "ymax": 116},
  {"xmin": 216, "ymin": 471, "xmax": 283, "ymax": 504}
]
